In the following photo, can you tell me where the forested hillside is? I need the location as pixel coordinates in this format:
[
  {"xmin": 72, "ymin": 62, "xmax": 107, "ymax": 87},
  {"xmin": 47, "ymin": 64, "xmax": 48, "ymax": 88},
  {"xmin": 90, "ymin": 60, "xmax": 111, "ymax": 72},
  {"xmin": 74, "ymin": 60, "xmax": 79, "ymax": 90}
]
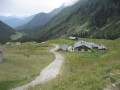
[
  {"xmin": 20, "ymin": 0, "xmax": 120, "ymax": 42},
  {"xmin": 0, "ymin": 21, "xmax": 15, "ymax": 43}
]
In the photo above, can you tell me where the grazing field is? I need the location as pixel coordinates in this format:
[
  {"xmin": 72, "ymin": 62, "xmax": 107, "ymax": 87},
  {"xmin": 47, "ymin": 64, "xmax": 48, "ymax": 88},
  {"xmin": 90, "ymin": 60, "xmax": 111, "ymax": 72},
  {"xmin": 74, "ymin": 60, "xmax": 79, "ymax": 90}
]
[
  {"xmin": 10, "ymin": 32, "xmax": 24, "ymax": 40},
  {"xmin": 0, "ymin": 43, "xmax": 54, "ymax": 90},
  {"xmin": 29, "ymin": 38, "xmax": 120, "ymax": 90}
]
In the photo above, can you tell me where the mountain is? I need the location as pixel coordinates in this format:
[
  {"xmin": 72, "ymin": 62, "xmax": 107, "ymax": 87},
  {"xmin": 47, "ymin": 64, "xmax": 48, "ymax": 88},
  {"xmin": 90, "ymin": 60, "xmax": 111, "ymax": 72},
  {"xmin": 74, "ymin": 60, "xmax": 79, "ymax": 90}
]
[
  {"xmin": 0, "ymin": 20, "xmax": 15, "ymax": 43},
  {"xmin": 24, "ymin": 0, "xmax": 120, "ymax": 42},
  {"xmin": 16, "ymin": 12, "xmax": 51, "ymax": 33},
  {"xmin": 16, "ymin": 5, "xmax": 65, "ymax": 33},
  {"xmin": 0, "ymin": 16, "xmax": 34, "ymax": 28},
  {"xmin": 49, "ymin": 4, "xmax": 65, "ymax": 17}
]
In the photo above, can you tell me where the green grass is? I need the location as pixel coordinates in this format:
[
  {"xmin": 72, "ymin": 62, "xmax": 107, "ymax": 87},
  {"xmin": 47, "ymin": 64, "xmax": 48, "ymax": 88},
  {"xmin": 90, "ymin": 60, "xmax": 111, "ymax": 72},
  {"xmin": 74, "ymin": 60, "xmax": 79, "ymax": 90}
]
[
  {"xmin": 48, "ymin": 39, "xmax": 75, "ymax": 46},
  {"xmin": 10, "ymin": 32, "xmax": 24, "ymax": 40},
  {"xmin": 0, "ymin": 43, "xmax": 54, "ymax": 90},
  {"xmin": 29, "ymin": 38, "xmax": 120, "ymax": 90}
]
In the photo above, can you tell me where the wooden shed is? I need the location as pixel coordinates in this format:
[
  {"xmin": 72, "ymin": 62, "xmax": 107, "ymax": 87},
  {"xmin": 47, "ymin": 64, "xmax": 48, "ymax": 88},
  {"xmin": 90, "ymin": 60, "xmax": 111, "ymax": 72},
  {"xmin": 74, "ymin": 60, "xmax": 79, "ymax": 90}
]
[{"xmin": 69, "ymin": 36, "xmax": 78, "ymax": 41}]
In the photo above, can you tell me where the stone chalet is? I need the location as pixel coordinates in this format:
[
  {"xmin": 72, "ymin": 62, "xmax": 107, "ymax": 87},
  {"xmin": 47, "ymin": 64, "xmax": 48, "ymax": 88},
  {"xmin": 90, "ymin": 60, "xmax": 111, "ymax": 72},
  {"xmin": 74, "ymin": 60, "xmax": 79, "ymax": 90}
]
[
  {"xmin": 74, "ymin": 40, "xmax": 107, "ymax": 52},
  {"xmin": 59, "ymin": 40, "xmax": 107, "ymax": 53},
  {"xmin": 60, "ymin": 44, "xmax": 69, "ymax": 51},
  {"xmin": 74, "ymin": 41, "xmax": 92, "ymax": 52}
]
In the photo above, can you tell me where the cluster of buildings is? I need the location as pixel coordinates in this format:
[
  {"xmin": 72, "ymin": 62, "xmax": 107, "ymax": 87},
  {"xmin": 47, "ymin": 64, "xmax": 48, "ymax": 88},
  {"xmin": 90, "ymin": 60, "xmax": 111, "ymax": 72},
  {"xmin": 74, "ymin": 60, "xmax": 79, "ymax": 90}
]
[
  {"xmin": 60, "ymin": 40, "xmax": 107, "ymax": 52},
  {"xmin": 6, "ymin": 42, "xmax": 22, "ymax": 46}
]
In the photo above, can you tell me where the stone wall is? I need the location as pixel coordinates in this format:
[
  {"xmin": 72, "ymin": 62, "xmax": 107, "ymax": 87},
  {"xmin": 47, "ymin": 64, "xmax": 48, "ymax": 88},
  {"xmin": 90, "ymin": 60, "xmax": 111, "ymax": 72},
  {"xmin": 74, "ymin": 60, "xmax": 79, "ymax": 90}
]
[{"xmin": 0, "ymin": 52, "xmax": 3, "ymax": 62}]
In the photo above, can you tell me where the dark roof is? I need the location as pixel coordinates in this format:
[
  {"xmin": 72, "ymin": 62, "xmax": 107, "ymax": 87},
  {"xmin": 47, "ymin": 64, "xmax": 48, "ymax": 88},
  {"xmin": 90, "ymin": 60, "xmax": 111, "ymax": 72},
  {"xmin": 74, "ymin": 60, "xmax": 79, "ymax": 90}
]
[
  {"xmin": 60, "ymin": 44, "xmax": 69, "ymax": 51},
  {"xmin": 88, "ymin": 42, "xmax": 99, "ymax": 48},
  {"xmin": 98, "ymin": 45, "xmax": 107, "ymax": 50},
  {"xmin": 74, "ymin": 41, "xmax": 92, "ymax": 49}
]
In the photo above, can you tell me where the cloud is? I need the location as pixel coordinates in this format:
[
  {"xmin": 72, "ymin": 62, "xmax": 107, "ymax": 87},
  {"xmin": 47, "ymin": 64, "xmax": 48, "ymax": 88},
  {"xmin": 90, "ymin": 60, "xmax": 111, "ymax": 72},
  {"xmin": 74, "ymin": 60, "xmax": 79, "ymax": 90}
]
[
  {"xmin": 0, "ymin": 0, "xmax": 79, "ymax": 17},
  {"xmin": 64, "ymin": 0, "xmax": 79, "ymax": 6}
]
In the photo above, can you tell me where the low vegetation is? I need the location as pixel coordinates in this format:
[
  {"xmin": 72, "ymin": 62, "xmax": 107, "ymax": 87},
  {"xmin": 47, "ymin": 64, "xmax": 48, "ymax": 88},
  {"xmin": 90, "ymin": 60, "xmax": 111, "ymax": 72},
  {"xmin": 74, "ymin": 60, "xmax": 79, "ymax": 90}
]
[
  {"xmin": 10, "ymin": 32, "xmax": 24, "ymax": 41},
  {"xmin": 0, "ymin": 43, "xmax": 54, "ymax": 90},
  {"xmin": 29, "ymin": 38, "xmax": 120, "ymax": 90}
]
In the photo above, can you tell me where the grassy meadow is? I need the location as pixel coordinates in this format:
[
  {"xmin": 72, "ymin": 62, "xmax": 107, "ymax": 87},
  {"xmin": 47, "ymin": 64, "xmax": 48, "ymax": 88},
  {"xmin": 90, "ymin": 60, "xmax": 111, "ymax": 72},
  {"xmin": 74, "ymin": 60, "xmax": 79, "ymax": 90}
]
[
  {"xmin": 28, "ymin": 38, "xmax": 120, "ymax": 90},
  {"xmin": 10, "ymin": 32, "xmax": 24, "ymax": 41},
  {"xmin": 0, "ymin": 43, "xmax": 54, "ymax": 90}
]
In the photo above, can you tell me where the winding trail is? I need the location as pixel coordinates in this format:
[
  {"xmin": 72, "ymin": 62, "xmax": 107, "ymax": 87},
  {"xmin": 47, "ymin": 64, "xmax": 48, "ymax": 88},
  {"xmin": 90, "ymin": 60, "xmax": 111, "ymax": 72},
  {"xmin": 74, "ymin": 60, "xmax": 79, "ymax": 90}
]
[{"xmin": 11, "ymin": 44, "xmax": 64, "ymax": 90}]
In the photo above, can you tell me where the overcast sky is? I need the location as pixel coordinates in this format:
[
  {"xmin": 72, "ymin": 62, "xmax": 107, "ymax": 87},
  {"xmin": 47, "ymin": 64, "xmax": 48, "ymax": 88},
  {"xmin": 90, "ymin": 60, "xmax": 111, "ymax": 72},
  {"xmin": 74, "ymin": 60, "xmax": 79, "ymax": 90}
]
[{"xmin": 0, "ymin": 0, "xmax": 79, "ymax": 17}]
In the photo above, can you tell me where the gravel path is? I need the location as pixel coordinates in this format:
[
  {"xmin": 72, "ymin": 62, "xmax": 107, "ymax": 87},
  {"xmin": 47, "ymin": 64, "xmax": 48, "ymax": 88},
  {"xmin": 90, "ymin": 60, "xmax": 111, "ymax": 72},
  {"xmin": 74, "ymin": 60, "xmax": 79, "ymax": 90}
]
[{"xmin": 11, "ymin": 44, "xmax": 64, "ymax": 90}]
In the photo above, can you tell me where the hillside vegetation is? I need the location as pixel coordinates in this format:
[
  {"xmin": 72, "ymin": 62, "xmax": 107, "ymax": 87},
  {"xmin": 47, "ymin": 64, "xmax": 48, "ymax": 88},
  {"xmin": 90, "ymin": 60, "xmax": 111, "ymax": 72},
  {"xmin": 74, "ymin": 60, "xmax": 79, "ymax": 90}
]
[
  {"xmin": 28, "ymin": 38, "xmax": 120, "ymax": 90},
  {"xmin": 0, "ymin": 43, "xmax": 54, "ymax": 90},
  {"xmin": 10, "ymin": 32, "xmax": 24, "ymax": 41},
  {"xmin": 21, "ymin": 0, "xmax": 120, "ymax": 42},
  {"xmin": 0, "ymin": 21, "xmax": 15, "ymax": 43}
]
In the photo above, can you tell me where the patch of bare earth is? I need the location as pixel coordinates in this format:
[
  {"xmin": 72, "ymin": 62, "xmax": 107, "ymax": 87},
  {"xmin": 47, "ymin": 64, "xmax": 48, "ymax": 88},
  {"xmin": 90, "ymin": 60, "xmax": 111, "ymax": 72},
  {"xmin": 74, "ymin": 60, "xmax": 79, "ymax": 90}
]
[{"xmin": 104, "ymin": 70, "xmax": 120, "ymax": 90}]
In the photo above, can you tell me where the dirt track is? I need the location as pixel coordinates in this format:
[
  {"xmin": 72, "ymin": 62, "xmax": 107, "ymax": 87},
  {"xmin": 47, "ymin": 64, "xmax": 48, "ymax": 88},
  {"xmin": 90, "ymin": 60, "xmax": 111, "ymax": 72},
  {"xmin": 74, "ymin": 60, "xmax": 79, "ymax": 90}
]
[{"xmin": 11, "ymin": 44, "xmax": 64, "ymax": 90}]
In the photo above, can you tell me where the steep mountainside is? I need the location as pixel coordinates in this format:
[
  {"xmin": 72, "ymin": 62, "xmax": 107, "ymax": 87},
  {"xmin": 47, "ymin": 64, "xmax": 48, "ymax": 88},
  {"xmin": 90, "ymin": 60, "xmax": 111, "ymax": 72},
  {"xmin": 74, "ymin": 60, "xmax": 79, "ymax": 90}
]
[
  {"xmin": 23, "ymin": 0, "xmax": 120, "ymax": 42},
  {"xmin": 17, "ymin": 5, "xmax": 65, "ymax": 33},
  {"xmin": 0, "ymin": 21, "xmax": 15, "ymax": 43},
  {"xmin": 0, "ymin": 16, "xmax": 34, "ymax": 28}
]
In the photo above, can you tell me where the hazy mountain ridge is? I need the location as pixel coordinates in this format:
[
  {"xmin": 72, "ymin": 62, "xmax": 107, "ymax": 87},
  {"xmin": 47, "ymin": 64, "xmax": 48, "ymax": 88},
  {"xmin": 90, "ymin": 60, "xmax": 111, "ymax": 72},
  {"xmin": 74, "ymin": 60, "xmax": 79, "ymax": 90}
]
[
  {"xmin": 0, "ymin": 16, "xmax": 34, "ymax": 28},
  {"xmin": 16, "ymin": 5, "xmax": 65, "ymax": 33},
  {"xmin": 0, "ymin": 20, "xmax": 15, "ymax": 43}
]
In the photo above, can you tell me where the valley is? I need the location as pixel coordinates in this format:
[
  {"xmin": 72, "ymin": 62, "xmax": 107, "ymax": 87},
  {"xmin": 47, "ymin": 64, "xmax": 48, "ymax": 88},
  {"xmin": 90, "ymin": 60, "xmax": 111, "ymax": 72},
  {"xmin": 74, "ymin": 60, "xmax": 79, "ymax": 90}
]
[{"xmin": 0, "ymin": 0, "xmax": 120, "ymax": 90}]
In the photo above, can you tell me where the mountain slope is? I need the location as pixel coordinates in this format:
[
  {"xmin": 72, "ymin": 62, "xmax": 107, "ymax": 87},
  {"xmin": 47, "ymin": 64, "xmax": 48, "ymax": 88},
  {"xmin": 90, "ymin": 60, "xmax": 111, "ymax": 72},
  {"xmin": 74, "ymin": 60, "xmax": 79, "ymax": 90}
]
[
  {"xmin": 25, "ymin": 0, "xmax": 120, "ymax": 42},
  {"xmin": 17, "ymin": 12, "xmax": 51, "ymax": 33},
  {"xmin": 0, "ymin": 21, "xmax": 15, "ymax": 43},
  {"xmin": 17, "ymin": 5, "xmax": 65, "ymax": 33}
]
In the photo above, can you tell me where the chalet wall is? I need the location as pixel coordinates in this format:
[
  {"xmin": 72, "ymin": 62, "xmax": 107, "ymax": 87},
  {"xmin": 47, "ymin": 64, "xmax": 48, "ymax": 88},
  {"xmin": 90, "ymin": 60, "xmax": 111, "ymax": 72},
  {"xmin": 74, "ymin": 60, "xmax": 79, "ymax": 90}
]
[{"xmin": 74, "ymin": 46, "xmax": 91, "ymax": 52}]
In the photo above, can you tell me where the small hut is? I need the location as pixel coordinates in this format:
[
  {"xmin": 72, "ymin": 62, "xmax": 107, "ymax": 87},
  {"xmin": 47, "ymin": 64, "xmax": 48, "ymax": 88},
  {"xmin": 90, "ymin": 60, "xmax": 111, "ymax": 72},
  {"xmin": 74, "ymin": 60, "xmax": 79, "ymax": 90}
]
[
  {"xmin": 69, "ymin": 36, "xmax": 78, "ymax": 41},
  {"xmin": 0, "ymin": 46, "xmax": 3, "ymax": 62},
  {"xmin": 60, "ymin": 44, "xmax": 69, "ymax": 51},
  {"xmin": 6, "ymin": 42, "xmax": 11, "ymax": 45},
  {"xmin": 16, "ymin": 42, "xmax": 22, "ymax": 46},
  {"xmin": 98, "ymin": 45, "xmax": 107, "ymax": 52}
]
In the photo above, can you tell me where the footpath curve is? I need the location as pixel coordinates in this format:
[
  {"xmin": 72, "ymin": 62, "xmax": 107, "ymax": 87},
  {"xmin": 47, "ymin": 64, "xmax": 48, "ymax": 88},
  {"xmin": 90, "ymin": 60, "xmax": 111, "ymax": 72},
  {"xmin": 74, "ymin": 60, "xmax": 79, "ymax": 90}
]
[{"xmin": 11, "ymin": 44, "xmax": 64, "ymax": 90}]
